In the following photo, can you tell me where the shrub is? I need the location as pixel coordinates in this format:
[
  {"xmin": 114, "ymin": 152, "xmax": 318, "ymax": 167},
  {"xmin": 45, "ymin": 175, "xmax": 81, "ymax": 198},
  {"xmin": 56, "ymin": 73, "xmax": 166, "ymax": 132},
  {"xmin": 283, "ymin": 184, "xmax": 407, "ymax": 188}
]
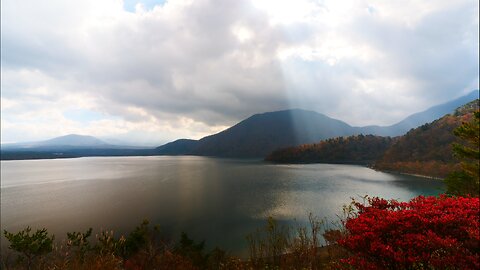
[
  {"xmin": 337, "ymin": 195, "xmax": 480, "ymax": 269},
  {"xmin": 246, "ymin": 216, "xmax": 291, "ymax": 267},
  {"xmin": 174, "ymin": 232, "xmax": 209, "ymax": 269},
  {"xmin": 3, "ymin": 227, "xmax": 54, "ymax": 269},
  {"xmin": 66, "ymin": 227, "xmax": 93, "ymax": 262},
  {"xmin": 246, "ymin": 214, "xmax": 328, "ymax": 269}
]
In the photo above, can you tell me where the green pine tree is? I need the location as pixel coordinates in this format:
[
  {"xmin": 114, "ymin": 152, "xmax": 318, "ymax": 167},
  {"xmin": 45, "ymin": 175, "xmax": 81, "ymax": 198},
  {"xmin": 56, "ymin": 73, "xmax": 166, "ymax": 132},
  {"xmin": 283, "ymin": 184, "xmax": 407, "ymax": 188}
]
[{"xmin": 445, "ymin": 111, "xmax": 479, "ymax": 196}]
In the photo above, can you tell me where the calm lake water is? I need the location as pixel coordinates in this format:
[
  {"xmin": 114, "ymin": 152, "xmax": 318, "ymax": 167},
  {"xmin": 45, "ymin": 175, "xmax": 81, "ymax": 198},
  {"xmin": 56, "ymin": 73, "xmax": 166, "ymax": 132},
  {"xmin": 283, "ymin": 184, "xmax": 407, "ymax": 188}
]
[{"xmin": 1, "ymin": 156, "xmax": 444, "ymax": 256}]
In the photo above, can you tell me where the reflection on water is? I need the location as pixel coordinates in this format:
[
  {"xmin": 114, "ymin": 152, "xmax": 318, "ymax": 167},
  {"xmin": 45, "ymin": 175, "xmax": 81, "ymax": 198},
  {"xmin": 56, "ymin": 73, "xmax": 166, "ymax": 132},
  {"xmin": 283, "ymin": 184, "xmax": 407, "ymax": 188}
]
[{"xmin": 1, "ymin": 156, "xmax": 444, "ymax": 256}]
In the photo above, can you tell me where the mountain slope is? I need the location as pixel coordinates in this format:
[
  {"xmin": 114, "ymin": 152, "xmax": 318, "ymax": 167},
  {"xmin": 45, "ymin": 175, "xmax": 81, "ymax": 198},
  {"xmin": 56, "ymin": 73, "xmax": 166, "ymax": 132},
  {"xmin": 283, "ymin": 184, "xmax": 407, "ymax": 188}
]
[
  {"xmin": 359, "ymin": 90, "xmax": 479, "ymax": 136},
  {"xmin": 155, "ymin": 139, "xmax": 198, "ymax": 155},
  {"xmin": 158, "ymin": 109, "xmax": 358, "ymax": 157},
  {"xmin": 373, "ymin": 99, "xmax": 479, "ymax": 178},
  {"xmin": 194, "ymin": 109, "xmax": 360, "ymax": 157}
]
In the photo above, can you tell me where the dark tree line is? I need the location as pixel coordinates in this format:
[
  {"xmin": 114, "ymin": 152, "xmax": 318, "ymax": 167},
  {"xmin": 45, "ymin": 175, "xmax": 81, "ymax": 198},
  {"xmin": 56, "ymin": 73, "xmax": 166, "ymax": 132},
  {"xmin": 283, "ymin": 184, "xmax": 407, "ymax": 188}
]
[{"xmin": 265, "ymin": 134, "xmax": 394, "ymax": 165}]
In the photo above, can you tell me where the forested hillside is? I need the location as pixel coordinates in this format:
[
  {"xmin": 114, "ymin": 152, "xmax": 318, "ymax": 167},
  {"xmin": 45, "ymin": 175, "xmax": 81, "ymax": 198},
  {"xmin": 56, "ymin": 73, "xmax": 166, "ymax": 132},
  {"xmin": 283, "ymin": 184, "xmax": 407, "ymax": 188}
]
[
  {"xmin": 266, "ymin": 100, "xmax": 479, "ymax": 179},
  {"xmin": 374, "ymin": 100, "xmax": 479, "ymax": 178},
  {"xmin": 265, "ymin": 135, "xmax": 394, "ymax": 164}
]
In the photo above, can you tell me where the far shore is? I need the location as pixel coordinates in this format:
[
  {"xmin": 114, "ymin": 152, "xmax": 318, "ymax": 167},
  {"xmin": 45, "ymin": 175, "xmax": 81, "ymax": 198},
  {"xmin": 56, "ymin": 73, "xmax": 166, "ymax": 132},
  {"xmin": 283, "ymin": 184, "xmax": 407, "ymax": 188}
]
[{"xmin": 368, "ymin": 167, "xmax": 444, "ymax": 180}]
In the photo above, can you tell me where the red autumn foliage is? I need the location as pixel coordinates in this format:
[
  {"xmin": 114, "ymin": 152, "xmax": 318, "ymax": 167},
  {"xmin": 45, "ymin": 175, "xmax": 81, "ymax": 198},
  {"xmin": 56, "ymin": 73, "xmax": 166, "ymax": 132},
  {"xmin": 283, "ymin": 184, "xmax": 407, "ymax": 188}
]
[{"xmin": 337, "ymin": 195, "xmax": 480, "ymax": 269}]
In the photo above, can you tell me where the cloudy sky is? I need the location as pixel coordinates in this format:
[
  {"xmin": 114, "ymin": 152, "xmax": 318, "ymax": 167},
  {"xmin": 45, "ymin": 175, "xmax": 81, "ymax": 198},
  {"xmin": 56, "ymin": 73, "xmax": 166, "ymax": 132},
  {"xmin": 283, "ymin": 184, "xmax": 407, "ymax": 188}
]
[{"xmin": 1, "ymin": 0, "xmax": 479, "ymax": 146}]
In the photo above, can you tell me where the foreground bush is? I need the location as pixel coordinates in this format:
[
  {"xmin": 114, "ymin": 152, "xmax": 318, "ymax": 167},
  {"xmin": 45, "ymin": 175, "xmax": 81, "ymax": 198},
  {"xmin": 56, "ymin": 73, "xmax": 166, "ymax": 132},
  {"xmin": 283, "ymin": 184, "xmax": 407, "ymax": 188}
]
[
  {"xmin": 337, "ymin": 195, "xmax": 480, "ymax": 269},
  {"xmin": 2, "ymin": 216, "xmax": 333, "ymax": 269},
  {"xmin": 3, "ymin": 196, "xmax": 478, "ymax": 269},
  {"xmin": 246, "ymin": 214, "xmax": 328, "ymax": 269},
  {"xmin": 3, "ymin": 227, "xmax": 54, "ymax": 269},
  {"xmin": 2, "ymin": 220, "xmax": 240, "ymax": 270}
]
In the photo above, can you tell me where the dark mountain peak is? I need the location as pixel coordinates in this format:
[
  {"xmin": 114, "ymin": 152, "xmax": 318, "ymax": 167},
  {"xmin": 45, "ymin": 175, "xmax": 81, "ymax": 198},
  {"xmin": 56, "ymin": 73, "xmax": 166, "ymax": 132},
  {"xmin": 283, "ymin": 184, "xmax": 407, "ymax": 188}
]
[
  {"xmin": 254, "ymin": 108, "xmax": 321, "ymax": 115},
  {"xmin": 236, "ymin": 109, "xmax": 347, "ymax": 129},
  {"xmin": 249, "ymin": 108, "xmax": 332, "ymax": 120},
  {"xmin": 158, "ymin": 109, "xmax": 355, "ymax": 158}
]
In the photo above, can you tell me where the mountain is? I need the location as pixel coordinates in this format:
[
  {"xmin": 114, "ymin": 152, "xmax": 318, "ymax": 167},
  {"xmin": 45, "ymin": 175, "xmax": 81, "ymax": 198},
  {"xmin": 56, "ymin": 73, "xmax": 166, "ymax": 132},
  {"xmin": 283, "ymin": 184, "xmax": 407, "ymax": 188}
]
[
  {"xmin": 265, "ymin": 135, "xmax": 394, "ymax": 164},
  {"xmin": 155, "ymin": 139, "xmax": 198, "ymax": 155},
  {"xmin": 157, "ymin": 109, "xmax": 358, "ymax": 157},
  {"xmin": 39, "ymin": 134, "xmax": 108, "ymax": 147},
  {"xmin": 358, "ymin": 90, "xmax": 479, "ymax": 136},
  {"xmin": 373, "ymin": 99, "xmax": 479, "ymax": 178},
  {"xmin": 265, "ymin": 99, "xmax": 479, "ymax": 178},
  {"xmin": 2, "ymin": 134, "xmax": 110, "ymax": 150},
  {"xmin": 3, "ymin": 91, "xmax": 477, "ymax": 160},
  {"xmin": 156, "ymin": 90, "xmax": 478, "ymax": 158},
  {"xmin": 0, "ymin": 134, "xmax": 157, "ymax": 160}
]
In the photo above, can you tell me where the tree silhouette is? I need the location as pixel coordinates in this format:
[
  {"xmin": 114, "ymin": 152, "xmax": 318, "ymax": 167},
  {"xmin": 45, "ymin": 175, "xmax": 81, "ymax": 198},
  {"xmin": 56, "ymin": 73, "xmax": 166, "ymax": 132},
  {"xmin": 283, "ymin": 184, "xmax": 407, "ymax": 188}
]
[{"xmin": 445, "ymin": 111, "xmax": 479, "ymax": 196}]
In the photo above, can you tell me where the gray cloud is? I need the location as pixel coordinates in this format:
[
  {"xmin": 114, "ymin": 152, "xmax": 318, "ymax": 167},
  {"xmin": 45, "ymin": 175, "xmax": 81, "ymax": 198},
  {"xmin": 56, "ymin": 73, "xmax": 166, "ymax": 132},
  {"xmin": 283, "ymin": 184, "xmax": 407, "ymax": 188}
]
[{"xmin": 1, "ymin": 0, "xmax": 478, "ymax": 143}]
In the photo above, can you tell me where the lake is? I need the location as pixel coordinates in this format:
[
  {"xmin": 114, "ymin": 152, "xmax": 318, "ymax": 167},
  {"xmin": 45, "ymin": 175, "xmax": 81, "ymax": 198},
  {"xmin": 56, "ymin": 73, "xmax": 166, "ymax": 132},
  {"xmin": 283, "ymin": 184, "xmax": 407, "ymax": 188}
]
[{"xmin": 1, "ymin": 156, "xmax": 444, "ymax": 256}]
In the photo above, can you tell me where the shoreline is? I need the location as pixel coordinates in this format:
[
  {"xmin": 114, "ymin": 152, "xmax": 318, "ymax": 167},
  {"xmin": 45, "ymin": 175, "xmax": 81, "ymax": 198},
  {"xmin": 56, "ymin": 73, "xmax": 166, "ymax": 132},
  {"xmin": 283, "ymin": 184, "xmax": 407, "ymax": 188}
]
[{"xmin": 369, "ymin": 166, "xmax": 444, "ymax": 180}]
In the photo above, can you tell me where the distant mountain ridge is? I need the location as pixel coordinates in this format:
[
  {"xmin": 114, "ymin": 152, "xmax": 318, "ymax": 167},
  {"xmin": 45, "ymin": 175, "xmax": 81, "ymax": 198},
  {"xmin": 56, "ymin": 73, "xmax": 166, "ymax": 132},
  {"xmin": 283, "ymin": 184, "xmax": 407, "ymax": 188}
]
[
  {"xmin": 40, "ymin": 134, "xmax": 108, "ymax": 147},
  {"xmin": 358, "ymin": 90, "xmax": 479, "ymax": 136},
  {"xmin": 2, "ymin": 134, "xmax": 110, "ymax": 150},
  {"xmin": 156, "ymin": 90, "xmax": 479, "ymax": 158},
  {"xmin": 0, "ymin": 134, "xmax": 156, "ymax": 160}
]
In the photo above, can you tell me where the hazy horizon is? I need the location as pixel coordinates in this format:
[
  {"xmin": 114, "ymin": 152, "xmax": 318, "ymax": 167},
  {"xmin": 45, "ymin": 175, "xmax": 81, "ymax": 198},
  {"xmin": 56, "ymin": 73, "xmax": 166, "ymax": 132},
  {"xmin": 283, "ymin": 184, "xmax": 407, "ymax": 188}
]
[
  {"xmin": 1, "ymin": 0, "xmax": 479, "ymax": 145},
  {"xmin": 1, "ymin": 91, "xmax": 478, "ymax": 146}
]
